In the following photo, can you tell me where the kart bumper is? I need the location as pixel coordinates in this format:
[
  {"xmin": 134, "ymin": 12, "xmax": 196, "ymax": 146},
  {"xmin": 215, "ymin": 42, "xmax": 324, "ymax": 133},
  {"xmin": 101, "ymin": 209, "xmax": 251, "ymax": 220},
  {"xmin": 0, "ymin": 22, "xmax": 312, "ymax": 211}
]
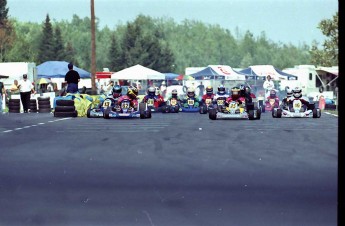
[
  {"xmin": 107, "ymin": 111, "xmax": 140, "ymax": 118},
  {"xmin": 216, "ymin": 112, "xmax": 249, "ymax": 119}
]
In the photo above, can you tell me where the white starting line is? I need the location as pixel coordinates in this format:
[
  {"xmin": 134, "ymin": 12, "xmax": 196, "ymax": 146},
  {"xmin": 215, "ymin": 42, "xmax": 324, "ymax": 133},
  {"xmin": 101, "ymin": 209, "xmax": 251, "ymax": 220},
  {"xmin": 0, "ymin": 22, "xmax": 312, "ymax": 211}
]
[{"xmin": 1, "ymin": 118, "xmax": 71, "ymax": 133}]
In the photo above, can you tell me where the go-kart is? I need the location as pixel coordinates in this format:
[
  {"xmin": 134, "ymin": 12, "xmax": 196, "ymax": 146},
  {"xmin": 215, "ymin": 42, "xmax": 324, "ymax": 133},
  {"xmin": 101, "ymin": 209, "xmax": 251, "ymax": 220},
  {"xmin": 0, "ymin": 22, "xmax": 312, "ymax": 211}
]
[
  {"xmin": 209, "ymin": 100, "xmax": 261, "ymax": 120},
  {"xmin": 87, "ymin": 97, "xmax": 117, "ymax": 118},
  {"xmin": 142, "ymin": 96, "xmax": 165, "ymax": 112},
  {"xmin": 199, "ymin": 96, "xmax": 215, "ymax": 114},
  {"xmin": 180, "ymin": 98, "xmax": 201, "ymax": 112},
  {"xmin": 104, "ymin": 100, "xmax": 151, "ymax": 119},
  {"xmin": 272, "ymin": 99, "xmax": 321, "ymax": 118},
  {"xmin": 162, "ymin": 98, "xmax": 180, "ymax": 113},
  {"xmin": 264, "ymin": 97, "xmax": 280, "ymax": 112}
]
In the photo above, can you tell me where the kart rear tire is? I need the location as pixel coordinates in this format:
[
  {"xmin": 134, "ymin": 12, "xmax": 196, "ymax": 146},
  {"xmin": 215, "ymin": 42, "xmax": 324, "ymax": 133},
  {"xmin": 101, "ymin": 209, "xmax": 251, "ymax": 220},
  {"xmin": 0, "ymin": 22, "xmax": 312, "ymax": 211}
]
[
  {"xmin": 161, "ymin": 105, "xmax": 168, "ymax": 113},
  {"xmin": 146, "ymin": 110, "xmax": 152, "ymax": 118},
  {"xmin": 248, "ymin": 110, "xmax": 255, "ymax": 120},
  {"xmin": 140, "ymin": 110, "xmax": 146, "ymax": 119},
  {"xmin": 209, "ymin": 108, "xmax": 217, "ymax": 120},
  {"xmin": 139, "ymin": 103, "xmax": 147, "ymax": 112},
  {"xmin": 87, "ymin": 108, "xmax": 92, "ymax": 118},
  {"xmin": 199, "ymin": 105, "xmax": 207, "ymax": 114},
  {"xmin": 272, "ymin": 108, "xmax": 276, "ymax": 118},
  {"xmin": 174, "ymin": 105, "xmax": 179, "ymax": 113},
  {"xmin": 104, "ymin": 107, "xmax": 110, "ymax": 119},
  {"xmin": 256, "ymin": 108, "xmax": 261, "ymax": 120},
  {"xmin": 276, "ymin": 109, "xmax": 282, "ymax": 118},
  {"xmin": 313, "ymin": 108, "xmax": 321, "ymax": 118}
]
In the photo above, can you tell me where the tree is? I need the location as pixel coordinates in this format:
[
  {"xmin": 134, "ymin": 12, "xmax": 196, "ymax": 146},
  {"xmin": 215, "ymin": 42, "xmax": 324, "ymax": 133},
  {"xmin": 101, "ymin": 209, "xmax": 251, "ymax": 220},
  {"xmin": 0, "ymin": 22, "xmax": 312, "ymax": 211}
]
[
  {"xmin": 38, "ymin": 14, "xmax": 55, "ymax": 63},
  {"xmin": 310, "ymin": 12, "xmax": 338, "ymax": 66},
  {"xmin": 0, "ymin": 0, "xmax": 15, "ymax": 62},
  {"xmin": 54, "ymin": 25, "xmax": 66, "ymax": 60},
  {"xmin": 108, "ymin": 33, "xmax": 123, "ymax": 72}
]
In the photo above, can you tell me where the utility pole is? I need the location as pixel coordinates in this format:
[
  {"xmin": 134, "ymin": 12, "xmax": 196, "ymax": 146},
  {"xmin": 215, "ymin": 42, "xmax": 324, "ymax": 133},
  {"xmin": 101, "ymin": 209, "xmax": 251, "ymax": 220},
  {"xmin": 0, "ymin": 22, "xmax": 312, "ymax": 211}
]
[{"xmin": 90, "ymin": 0, "xmax": 96, "ymax": 92}]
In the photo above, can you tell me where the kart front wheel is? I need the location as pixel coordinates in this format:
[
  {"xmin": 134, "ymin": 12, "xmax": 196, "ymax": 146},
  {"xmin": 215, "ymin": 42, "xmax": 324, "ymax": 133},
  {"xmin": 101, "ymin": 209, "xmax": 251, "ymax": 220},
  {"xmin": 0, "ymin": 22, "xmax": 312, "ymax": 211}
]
[
  {"xmin": 104, "ymin": 107, "xmax": 110, "ymax": 119},
  {"xmin": 87, "ymin": 108, "xmax": 92, "ymax": 118},
  {"xmin": 209, "ymin": 109, "xmax": 217, "ymax": 120}
]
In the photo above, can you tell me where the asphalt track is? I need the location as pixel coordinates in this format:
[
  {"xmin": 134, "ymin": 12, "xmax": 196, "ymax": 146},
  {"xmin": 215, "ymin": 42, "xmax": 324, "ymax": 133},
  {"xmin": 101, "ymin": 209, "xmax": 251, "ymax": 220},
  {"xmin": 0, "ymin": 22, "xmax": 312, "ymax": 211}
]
[{"xmin": 0, "ymin": 111, "xmax": 338, "ymax": 226}]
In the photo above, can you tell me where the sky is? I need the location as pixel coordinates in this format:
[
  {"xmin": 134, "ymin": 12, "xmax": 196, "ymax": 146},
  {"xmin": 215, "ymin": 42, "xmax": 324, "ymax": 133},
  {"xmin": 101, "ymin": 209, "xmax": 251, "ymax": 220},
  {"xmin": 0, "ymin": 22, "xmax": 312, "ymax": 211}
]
[{"xmin": 7, "ymin": 0, "xmax": 338, "ymax": 46}]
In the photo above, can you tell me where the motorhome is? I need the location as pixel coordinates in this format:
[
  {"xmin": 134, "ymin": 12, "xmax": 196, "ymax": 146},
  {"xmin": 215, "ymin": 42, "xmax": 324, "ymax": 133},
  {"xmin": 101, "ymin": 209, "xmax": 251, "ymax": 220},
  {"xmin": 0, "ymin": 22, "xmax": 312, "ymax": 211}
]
[{"xmin": 282, "ymin": 65, "xmax": 338, "ymax": 101}]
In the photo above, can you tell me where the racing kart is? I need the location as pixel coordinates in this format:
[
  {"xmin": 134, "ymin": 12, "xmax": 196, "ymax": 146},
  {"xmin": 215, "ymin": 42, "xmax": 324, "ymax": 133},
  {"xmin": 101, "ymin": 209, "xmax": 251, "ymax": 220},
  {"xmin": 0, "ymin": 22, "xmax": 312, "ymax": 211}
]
[
  {"xmin": 103, "ymin": 100, "xmax": 151, "ymax": 119},
  {"xmin": 87, "ymin": 97, "xmax": 117, "ymax": 118},
  {"xmin": 209, "ymin": 100, "xmax": 261, "ymax": 120},
  {"xmin": 142, "ymin": 96, "xmax": 165, "ymax": 113},
  {"xmin": 264, "ymin": 97, "xmax": 280, "ymax": 112},
  {"xmin": 199, "ymin": 97, "xmax": 215, "ymax": 114},
  {"xmin": 272, "ymin": 99, "xmax": 321, "ymax": 118},
  {"xmin": 162, "ymin": 98, "xmax": 180, "ymax": 113},
  {"xmin": 180, "ymin": 98, "xmax": 201, "ymax": 112}
]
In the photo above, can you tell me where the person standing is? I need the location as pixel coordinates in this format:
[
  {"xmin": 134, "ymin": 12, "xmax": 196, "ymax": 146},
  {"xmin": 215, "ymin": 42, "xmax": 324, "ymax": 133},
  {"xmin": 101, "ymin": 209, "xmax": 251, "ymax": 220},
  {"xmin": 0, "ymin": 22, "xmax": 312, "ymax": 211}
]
[
  {"xmin": 197, "ymin": 81, "xmax": 205, "ymax": 98},
  {"xmin": 0, "ymin": 79, "xmax": 5, "ymax": 113},
  {"xmin": 17, "ymin": 74, "xmax": 35, "ymax": 113},
  {"xmin": 65, "ymin": 63, "xmax": 80, "ymax": 93},
  {"xmin": 263, "ymin": 75, "xmax": 275, "ymax": 99}
]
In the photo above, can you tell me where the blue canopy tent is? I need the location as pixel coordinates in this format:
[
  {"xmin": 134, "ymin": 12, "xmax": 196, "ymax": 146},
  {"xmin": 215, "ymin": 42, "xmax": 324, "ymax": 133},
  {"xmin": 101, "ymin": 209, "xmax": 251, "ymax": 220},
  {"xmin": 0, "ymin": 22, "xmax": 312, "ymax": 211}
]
[
  {"xmin": 37, "ymin": 61, "xmax": 91, "ymax": 79},
  {"xmin": 164, "ymin": 73, "xmax": 180, "ymax": 80},
  {"xmin": 189, "ymin": 67, "xmax": 221, "ymax": 79}
]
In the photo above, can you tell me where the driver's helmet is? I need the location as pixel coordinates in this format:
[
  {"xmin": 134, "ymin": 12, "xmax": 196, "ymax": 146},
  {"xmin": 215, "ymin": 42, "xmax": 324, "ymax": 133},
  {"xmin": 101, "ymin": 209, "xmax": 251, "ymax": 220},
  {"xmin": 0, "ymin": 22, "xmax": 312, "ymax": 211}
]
[
  {"xmin": 292, "ymin": 87, "xmax": 302, "ymax": 98},
  {"xmin": 148, "ymin": 86, "xmax": 155, "ymax": 96},
  {"xmin": 231, "ymin": 87, "xmax": 240, "ymax": 99},
  {"xmin": 171, "ymin": 89, "xmax": 178, "ymax": 98},
  {"xmin": 127, "ymin": 86, "xmax": 138, "ymax": 99},
  {"xmin": 112, "ymin": 85, "xmax": 122, "ymax": 98},
  {"xmin": 155, "ymin": 87, "xmax": 160, "ymax": 96},
  {"xmin": 218, "ymin": 85, "xmax": 225, "ymax": 95},
  {"xmin": 187, "ymin": 87, "xmax": 195, "ymax": 98},
  {"xmin": 206, "ymin": 86, "xmax": 213, "ymax": 95},
  {"xmin": 245, "ymin": 85, "xmax": 251, "ymax": 94},
  {"xmin": 286, "ymin": 88, "xmax": 293, "ymax": 98},
  {"xmin": 270, "ymin": 89, "xmax": 277, "ymax": 98}
]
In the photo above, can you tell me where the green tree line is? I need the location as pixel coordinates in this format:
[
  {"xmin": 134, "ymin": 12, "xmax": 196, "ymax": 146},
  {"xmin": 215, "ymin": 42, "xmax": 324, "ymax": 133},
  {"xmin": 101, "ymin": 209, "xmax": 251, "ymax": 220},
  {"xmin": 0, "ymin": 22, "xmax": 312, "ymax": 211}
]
[{"xmin": 0, "ymin": 0, "xmax": 338, "ymax": 73}]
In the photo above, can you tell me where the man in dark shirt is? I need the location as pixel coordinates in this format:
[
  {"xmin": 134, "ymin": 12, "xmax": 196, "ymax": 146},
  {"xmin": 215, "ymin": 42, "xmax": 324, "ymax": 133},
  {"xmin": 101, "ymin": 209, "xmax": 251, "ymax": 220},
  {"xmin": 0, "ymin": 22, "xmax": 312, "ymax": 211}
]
[{"xmin": 65, "ymin": 63, "xmax": 80, "ymax": 93}]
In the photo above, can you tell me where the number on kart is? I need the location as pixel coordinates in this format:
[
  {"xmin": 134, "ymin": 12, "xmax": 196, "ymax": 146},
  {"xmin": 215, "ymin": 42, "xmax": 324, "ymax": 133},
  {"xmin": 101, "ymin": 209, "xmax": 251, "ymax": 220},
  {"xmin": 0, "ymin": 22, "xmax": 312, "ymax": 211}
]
[
  {"xmin": 205, "ymin": 98, "xmax": 212, "ymax": 104},
  {"xmin": 188, "ymin": 100, "xmax": 194, "ymax": 105},
  {"xmin": 170, "ymin": 99, "xmax": 177, "ymax": 106},
  {"xmin": 293, "ymin": 102, "xmax": 301, "ymax": 108},
  {"xmin": 217, "ymin": 99, "xmax": 225, "ymax": 105},
  {"xmin": 229, "ymin": 102, "xmax": 236, "ymax": 109},
  {"xmin": 103, "ymin": 100, "xmax": 111, "ymax": 107},
  {"xmin": 122, "ymin": 103, "xmax": 129, "ymax": 109},
  {"xmin": 147, "ymin": 99, "xmax": 154, "ymax": 106}
]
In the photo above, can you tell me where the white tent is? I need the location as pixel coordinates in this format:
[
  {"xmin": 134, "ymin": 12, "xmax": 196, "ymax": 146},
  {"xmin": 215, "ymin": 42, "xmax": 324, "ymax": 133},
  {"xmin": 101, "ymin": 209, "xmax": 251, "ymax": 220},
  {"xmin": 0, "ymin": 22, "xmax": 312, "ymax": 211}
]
[
  {"xmin": 208, "ymin": 65, "xmax": 246, "ymax": 80},
  {"xmin": 111, "ymin": 64, "xmax": 165, "ymax": 80}
]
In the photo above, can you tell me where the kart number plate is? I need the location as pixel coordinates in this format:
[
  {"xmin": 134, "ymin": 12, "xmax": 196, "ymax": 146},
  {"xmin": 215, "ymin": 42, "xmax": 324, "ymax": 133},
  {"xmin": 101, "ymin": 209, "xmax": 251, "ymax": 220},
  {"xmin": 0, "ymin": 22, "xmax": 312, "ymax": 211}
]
[
  {"xmin": 205, "ymin": 99, "xmax": 212, "ymax": 104},
  {"xmin": 188, "ymin": 100, "xmax": 194, "ymax": 105},
  {"xmin": 170, "ymin": 99, "xmax": 177, "ymax": 106},
  {"xmin": 217, "ymin": 100, "xmax": 225, "ymax": 105},
  {"xmin": 118, "ymin": 113, "xmax": 130, "ymax": 116},
  {"xmin": 103, "ymin": 100, "xmax": 111, "ymax": 107},
  {"xmin": 147, "ymin": 99, "xmax": 154, "ymax": 106}
]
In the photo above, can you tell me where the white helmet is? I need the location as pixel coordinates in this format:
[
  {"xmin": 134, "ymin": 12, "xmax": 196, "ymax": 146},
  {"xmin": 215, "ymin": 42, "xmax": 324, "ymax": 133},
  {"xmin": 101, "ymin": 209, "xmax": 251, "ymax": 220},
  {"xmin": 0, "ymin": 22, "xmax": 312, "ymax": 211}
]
[
  {"xmin": 292, "ymin": 87, "xmax": 302, "ymax": 98},
  {"xmin": 155, "ymin": 87, "xmax": 160, "ymax": 95}
]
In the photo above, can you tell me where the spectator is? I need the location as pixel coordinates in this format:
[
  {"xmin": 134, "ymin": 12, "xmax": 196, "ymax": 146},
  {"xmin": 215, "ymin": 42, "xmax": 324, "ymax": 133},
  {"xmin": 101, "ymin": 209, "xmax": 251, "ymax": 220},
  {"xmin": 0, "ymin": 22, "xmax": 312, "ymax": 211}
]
[
  {"xmin": 196, "ymin": 81, "xmax": 205, "ymax": 98},
  {"xmin": 0, "ymin": 78, "xmax": 5, "ymax": 113},
  {"xmin": 64, "ymin": 63, "xmax": 80, "ymax": 93},
  {"xmin": 106, "ymin": 81, "xmax": 114, "ymax": 94},
  {"xmin": 17, "ymin": 74, "xmax": 35, "ymax": 113},
  {"xmin": 47, "ymin": 82, "xmax": 54, "ymax": 92},
  {"xmin": 263, "ymin": 75, "xmax": 275, "ymax": 99},
  {"xmin": 10, "ymin": 80, "xmax": 20, "ymax": 94}
]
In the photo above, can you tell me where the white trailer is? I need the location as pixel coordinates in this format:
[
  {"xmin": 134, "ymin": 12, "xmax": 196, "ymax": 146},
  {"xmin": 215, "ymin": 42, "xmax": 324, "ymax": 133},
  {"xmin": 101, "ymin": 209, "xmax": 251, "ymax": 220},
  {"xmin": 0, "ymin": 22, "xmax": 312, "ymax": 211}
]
[{"xmin": 0, "ymin": 62, "xmax": 37, "ymax": 89}]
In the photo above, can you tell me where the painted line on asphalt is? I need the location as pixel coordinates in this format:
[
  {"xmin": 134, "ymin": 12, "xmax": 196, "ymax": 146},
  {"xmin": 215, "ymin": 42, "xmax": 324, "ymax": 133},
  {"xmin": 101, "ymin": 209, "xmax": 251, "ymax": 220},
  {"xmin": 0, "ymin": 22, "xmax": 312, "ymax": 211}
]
[
  {"xmin": 324, "ymin": 112, "xmax": 338, "ymax": 117},
  {"xmin": 1, "ymin": 117, "xmax": 72, "ymax": 134}
]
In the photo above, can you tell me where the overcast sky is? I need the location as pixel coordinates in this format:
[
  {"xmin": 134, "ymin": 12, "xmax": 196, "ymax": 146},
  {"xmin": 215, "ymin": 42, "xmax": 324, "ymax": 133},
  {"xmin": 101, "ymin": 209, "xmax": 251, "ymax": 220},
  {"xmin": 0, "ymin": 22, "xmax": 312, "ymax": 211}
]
[{"xmin": 7, "ymin": 0, "xmax": 338, "ymax": 46}]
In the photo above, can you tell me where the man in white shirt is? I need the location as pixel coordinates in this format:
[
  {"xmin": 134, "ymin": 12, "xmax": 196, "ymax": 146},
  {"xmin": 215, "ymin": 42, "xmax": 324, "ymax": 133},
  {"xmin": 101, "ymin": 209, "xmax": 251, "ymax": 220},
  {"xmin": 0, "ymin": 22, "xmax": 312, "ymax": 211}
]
[
  {"xmin": 17, "ymin": 74, "xmax": 35, "ymax": 113},
  {"xmin": 263, "ymin": 75, "xmax": 275, "ymax": 99}
]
